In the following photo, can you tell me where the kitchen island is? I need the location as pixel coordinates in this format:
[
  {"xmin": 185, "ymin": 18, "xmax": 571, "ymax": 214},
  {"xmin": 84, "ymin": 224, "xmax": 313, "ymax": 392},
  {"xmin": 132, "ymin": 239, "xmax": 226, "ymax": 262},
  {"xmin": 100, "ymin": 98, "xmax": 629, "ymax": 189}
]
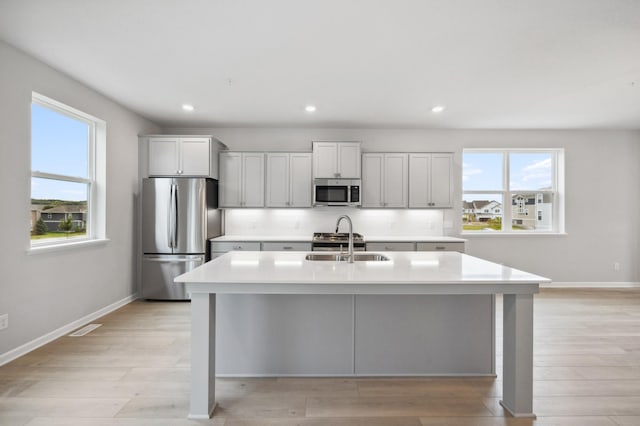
[{"xmin": 175, "ymin": 250, "xmax": 550, "ymax": 419}]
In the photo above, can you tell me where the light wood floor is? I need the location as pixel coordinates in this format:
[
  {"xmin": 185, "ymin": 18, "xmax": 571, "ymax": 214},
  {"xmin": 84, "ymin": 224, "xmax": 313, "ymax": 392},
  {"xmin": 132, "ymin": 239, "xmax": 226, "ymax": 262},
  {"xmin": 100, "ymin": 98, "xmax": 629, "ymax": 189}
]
[{"xmin": 2, "ymin": 288, "xmax": 640, "ymax": 425}]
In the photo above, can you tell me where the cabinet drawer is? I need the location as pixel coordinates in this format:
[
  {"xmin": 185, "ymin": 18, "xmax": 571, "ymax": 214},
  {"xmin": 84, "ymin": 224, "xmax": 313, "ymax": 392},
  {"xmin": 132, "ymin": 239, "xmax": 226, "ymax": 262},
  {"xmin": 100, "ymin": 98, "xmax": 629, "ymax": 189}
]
[
  {"xmin": 416, "ymin": 242, "xmax": 465, "ymax": 253},
  {"xmin": 210, "ymin": 241, "xmax": 261, "ymax": 252},
  {"xmin": 366, "ymin": 242, "xmax": 416, "ymax": 251},
  {"xmin": 262, "ymin": 242, "xmax": 312, "ymax": 251}
]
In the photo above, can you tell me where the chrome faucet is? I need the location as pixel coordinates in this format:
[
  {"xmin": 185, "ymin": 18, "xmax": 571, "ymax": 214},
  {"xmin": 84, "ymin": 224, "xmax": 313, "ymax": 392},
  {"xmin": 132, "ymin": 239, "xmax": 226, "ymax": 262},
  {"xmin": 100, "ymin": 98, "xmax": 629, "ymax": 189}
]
[{"xmin": 335, "ymin": 215, "xmax": 354, "ymax": 263}]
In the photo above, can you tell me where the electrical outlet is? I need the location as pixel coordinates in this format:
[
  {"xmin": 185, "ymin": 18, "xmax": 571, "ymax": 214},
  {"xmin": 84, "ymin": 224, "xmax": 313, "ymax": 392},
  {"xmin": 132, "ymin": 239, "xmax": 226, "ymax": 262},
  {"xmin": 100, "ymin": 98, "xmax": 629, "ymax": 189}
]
[{"xmin": 0, "ymin": 313, "xmax": 8, "ymax": 330}]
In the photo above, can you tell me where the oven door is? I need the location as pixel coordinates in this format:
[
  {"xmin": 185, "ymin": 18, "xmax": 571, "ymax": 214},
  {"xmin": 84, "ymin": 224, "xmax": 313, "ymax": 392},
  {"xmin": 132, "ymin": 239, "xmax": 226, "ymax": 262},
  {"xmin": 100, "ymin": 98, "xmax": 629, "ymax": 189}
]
[{"xmin": 314, "ymin": 185, "xmax": 349, "ymax": 206}]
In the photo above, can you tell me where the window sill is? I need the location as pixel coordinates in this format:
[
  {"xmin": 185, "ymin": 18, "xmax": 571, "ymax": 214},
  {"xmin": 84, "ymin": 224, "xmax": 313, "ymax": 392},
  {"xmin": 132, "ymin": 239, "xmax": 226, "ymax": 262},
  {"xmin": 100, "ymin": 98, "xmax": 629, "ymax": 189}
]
[{"xmin": 27, "ymin": 238, "xmax": 110, "ymax": 255}]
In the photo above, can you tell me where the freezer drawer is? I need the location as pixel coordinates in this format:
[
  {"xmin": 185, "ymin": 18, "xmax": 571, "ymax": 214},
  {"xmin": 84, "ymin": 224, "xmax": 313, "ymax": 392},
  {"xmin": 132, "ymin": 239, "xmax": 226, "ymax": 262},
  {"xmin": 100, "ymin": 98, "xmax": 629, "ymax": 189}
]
[{"xmin": 141, "ymin": 254, "xmax": 204, "ymax": 300}]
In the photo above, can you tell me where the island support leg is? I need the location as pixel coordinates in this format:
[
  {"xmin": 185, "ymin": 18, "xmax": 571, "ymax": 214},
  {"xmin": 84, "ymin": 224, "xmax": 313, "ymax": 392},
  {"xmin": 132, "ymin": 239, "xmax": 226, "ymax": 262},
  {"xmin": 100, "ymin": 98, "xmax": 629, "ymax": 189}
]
[
  {"xmin": 189, "ymin": 292, "xmax": 216, "ymax": 419},
  {"xmin": 500, "ymin": 293, "xmax": 535, "ymax": 418}
]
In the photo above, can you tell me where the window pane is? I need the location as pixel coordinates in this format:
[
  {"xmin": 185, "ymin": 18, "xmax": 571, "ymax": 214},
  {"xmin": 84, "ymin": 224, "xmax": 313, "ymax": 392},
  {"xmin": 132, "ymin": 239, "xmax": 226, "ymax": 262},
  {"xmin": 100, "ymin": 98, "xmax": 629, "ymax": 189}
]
[
  {"xmin": 31, "ymin": 103, "xmax": 89, "ymax": 178},
  {"xmin": 462, "ymin": 194, "xmax": 503, "ymax": 231},
  {"xmin": 31, "ymin": 177, "xmax": 88, "ymax": 242},
  {"xmin": 511, "ymin": 192, "xmax": 553, "ymax": 231},
  {"xmin": 462, "ymin": 152, "xmax": 504, "ymax": 191},
  {"xmin": 509, "ymin": 152, "xmax": 553, "ymax": 191}
]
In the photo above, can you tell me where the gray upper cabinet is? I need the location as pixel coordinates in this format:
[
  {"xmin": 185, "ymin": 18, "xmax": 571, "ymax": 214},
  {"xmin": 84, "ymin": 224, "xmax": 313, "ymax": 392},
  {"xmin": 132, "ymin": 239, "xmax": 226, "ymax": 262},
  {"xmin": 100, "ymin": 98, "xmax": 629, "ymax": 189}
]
[
  {"xmin": 219, "ymin": 152, "xmax": 265, "ymax": 207},
  {"xmin": 408, "ymin": 153, "xmax": 453, "ymax": 208},
  {"xmin": 313, "ymin": 142, "xmax": 361, "ymax": 179},
  {"xmin": 266, "ymin": 153, "xmax": 312, "ymax": 208},
  {"xmin": 147, "ymin": 136, "xmax": 211, "ymax": 177},
  {"xmin": 362, "ymin": 153, "xmax": 408, "ymax": 208}
]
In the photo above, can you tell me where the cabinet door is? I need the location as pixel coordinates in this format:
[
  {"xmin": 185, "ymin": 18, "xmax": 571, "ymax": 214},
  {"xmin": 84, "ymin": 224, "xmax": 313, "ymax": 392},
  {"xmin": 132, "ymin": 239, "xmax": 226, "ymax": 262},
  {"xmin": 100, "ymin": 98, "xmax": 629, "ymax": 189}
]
[
  {"xmin": 148, "ymin": 137, "xmax": 179, "ymax": 176},
  {"xmin": 362, "ymin": 154, "xmax": 384, "ymax": 207},
  {"xmin": 337, "ymin": 142, "xmax": 361, "ymax": 178},
  {"xmin": 266, "ymin": 153, "xmax": 290, "ymax": 207},
  {"xmin": 408, "ymin": 154, "xmax": 431, "ymax": 208},
  {"xmin": 366, "ymin": 241, "xmax": 416, "ymax": 251},
  {"xmin": 219, "ymin": 152, "xmax": 243, "ymax": 207},
  {"xmin": 261, "ymin": 242, "xmax": 312, "ymax": 251},
  {"xmin": 289, "ymin": 153, "xmax": 312, "ymax": 207},
  {"xmin": 180, "ymin": 138, "xmax": 210, "ymax": 176},
  {"xmin": 384, "ymin": 153, "xmax": 408, "ymax": 208},
  {"xmin": 416, "ymin": 242, "xmax": 465, "ymax": 253},
  {"xmin": 313, "ymin": 142, "xmax": 338, "ymax": 178},
  {"xmin": 242, "ymin": 153, "xmax": 265, "ymax": 207},
  {"xmin": 430, "ymin": 154, "xmax": 453, "ymax": 208}
]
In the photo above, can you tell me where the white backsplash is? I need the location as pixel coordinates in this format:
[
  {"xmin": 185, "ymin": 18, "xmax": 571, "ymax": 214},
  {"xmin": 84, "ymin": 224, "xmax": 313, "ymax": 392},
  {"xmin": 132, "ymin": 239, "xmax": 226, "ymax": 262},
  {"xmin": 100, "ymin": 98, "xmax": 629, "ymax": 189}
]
[{"xmin": 223, "ymin": 208, "xmax": 444, "ymax": 236}]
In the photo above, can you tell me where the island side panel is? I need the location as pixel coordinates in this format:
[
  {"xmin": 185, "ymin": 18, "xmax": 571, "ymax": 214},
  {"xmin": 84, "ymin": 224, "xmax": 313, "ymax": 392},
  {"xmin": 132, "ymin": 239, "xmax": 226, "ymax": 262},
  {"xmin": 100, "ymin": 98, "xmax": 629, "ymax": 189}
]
[
  {"xmin": 354, "ymin": 295, "xmax": 495, "ymax": 375},
  {"xmin": 500, "ymin": 293, "xmax": 535, "ymax": 418},
  {"xmin": 215, "ymin": 294, "xmax": 354, "ymax": 375},
  {"xmin": 189, "ymin": 292, "xmax": 216, "ymax": 419}
]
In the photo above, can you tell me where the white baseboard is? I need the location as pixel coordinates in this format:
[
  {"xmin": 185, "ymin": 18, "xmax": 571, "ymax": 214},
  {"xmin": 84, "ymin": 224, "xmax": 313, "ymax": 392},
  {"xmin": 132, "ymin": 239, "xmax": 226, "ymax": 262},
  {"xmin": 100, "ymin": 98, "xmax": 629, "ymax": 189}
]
[
  {"xmin": 542, "ymin": 282, "xmax": 640, "ymax": 288},
  {"xmin": 0, "ymin": 293, "xmax": 137, "ymax": 367}
]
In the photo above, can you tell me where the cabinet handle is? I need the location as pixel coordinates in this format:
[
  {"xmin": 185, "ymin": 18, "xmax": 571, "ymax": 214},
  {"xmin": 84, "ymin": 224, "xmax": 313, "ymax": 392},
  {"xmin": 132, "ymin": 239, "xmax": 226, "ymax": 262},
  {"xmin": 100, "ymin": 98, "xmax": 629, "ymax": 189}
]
[
  {"xmin": 234, "ymin": 246, "xmax": 243, "ymax": 250},
  {"xmin": 283, "ymin": 246, "xmax": 293, "ymax": 250},
  {"xmin": 435, "ymin": 246, "xmax": 446, "ymax": 250},
  {"xmin": 385, "ymin": 246, "xmax": 394, "ymax": 250}
]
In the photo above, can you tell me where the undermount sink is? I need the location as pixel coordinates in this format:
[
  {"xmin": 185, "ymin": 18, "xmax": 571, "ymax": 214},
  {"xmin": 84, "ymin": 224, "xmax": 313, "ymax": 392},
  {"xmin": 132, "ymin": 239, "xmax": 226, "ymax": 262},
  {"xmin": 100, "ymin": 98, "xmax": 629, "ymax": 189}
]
[{"xmin": 305, "ymin": 253, "xmax": 390, "ymax": 262}]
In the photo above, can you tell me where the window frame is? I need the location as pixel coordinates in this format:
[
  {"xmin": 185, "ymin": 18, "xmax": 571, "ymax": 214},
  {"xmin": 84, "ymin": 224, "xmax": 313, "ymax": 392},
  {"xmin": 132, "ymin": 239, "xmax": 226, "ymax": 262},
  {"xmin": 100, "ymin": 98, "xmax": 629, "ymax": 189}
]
[
  {"xmin": 30, "ymin": 92, "xmax": 107, "ymax": 251},
  {"xmin": 462, "ymin": 148, "xmax": 564, "ymax": 235}
]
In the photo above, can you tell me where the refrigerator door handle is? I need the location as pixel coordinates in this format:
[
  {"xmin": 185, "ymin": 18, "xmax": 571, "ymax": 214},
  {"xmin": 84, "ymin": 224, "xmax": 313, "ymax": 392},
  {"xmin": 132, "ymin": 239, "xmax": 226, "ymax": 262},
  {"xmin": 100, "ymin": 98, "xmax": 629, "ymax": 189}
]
[
  {"xmin": 168, "ymin": 183, "xmax": 177, "ymax": 248},
  {"xmin": 172, "ymin": 183, "xmax": 179, "ymax": 248}
]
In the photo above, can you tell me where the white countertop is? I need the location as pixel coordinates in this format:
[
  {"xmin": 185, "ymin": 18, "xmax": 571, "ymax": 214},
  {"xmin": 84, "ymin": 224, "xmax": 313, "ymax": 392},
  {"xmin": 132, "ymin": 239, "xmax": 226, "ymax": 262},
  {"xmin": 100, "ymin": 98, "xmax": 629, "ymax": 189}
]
[
  {"xmin": 210, "ymin": 235, "xmax": 466, "ymax": 243},
  {"xmin": 210, "ymin": 235, "xmax": 313, "ymax": 242},
  {"xmin": 176, "ymin": 251, "xmax": 548, "ymax": 295},
  {"xmin": 364, "ymin": 235, "xmax": 466, "ymax": 243}
]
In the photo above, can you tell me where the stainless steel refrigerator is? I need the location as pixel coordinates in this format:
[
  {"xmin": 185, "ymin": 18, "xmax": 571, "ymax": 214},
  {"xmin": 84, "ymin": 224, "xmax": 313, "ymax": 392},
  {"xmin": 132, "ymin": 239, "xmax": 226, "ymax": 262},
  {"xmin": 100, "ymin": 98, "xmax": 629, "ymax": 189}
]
[{"xmin": 141, "ymin": 177, "xmax": 221, "ymax": 300}]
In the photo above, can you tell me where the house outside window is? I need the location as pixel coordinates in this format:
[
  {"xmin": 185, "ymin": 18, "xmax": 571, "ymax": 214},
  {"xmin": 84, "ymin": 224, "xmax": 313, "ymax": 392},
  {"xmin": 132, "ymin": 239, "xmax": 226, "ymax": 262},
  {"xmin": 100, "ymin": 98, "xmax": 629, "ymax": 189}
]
[
  {"xmin": 462, "ymin": 149, "xmax": 564, "ymax": 233},
  {"xmin": 30, "ymin": 92, "xmax": 106, "ymax": 248}
]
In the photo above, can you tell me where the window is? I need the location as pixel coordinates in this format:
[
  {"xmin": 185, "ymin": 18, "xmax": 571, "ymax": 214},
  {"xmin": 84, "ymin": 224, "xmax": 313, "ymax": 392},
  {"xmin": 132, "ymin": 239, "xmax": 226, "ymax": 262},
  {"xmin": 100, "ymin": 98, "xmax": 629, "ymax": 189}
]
[
  {"xmin": 462, "ymin": 149, "xmax": 563, "ymax": 233},
  {"xmin": 30, "ymin": 93, "xmax": 106, "ymax": 248}
]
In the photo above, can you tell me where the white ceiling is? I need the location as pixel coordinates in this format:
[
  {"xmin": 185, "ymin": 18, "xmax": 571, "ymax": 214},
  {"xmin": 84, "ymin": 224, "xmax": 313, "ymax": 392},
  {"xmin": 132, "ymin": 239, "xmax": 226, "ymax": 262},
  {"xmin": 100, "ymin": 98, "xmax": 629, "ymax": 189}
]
[{"xmin": 1, "ymin": 0, "xmax": 639, "ymax": 129}]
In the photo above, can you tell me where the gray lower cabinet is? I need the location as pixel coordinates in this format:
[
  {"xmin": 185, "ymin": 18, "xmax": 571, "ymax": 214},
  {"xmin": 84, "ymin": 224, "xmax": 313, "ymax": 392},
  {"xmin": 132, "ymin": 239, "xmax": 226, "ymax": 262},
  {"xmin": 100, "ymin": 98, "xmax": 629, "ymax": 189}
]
[
  {"xmin": 366, "ymin": 241, "xmax": 416, "ymax": 251},
  {"xmin": 216, "ymin": 294, "xmax": 354, "ymax": 375},
  {"xmin": 261, "ymin": 242, "xmax": 312, "ymax": 251},
  {"xmin": 367, "ymin": 241, "xmax": 465, "ymax": 252},
  {"xmin": 416, "ymin": 242, "xmax": 465, "ymax": 252},
  {"xmin": 210, "ymin": 241, "xmax": 261, "ymax": 253},
  {"xmin": 354, "ymin": 295, "xmax": 494, "ymax": 375}
]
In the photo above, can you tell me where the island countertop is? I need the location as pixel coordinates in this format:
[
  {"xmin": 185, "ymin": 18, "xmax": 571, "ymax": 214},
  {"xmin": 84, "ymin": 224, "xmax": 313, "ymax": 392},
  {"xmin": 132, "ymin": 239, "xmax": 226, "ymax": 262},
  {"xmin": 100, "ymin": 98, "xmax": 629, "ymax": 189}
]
[{"xmin": 175, "ymin": 251, "xmax": 549, "ymax": 294}]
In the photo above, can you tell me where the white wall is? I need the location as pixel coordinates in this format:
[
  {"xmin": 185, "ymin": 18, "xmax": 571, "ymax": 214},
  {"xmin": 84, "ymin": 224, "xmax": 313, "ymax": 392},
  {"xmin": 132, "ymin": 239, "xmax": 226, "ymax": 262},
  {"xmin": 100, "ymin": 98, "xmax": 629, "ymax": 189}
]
[
  {"xmin": 167, "ymin": 126, "xmax": 640, "ymax": 284},
  {"xmin": 0, "ymin": 41, "xmax": 159, "ymax": 357}
]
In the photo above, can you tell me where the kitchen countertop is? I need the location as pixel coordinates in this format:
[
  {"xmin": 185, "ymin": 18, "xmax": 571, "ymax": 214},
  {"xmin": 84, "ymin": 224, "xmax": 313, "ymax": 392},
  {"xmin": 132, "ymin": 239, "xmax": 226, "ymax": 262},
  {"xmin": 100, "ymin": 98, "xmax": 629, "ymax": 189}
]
[
  {"xmin": 210, "ymin": 235, "xmax": 313, "ymax": 242},
  {"xmin": 365, "ymin": 235, "xmax": 466, "ymax": 243},
  {"xmin": 177, "ymin": 250, "xmax": 547, "ymax": 292},
  {"xmin": 210, "ymin": 235, "xmax": 466, "ymax": 243}
]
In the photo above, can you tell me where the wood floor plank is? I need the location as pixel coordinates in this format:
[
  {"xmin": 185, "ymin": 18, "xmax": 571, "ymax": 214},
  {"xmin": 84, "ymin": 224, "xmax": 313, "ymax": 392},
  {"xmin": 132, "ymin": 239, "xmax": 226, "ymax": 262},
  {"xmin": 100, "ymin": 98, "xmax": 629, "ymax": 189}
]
[{"xmin": 306, "ymin": 396, "xmax": 494, "ymax": 417}]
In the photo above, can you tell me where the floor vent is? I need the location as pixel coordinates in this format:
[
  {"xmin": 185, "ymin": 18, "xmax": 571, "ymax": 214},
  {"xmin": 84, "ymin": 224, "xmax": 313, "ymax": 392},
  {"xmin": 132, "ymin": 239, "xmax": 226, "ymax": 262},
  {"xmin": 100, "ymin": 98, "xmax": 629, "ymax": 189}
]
[{"xmin": 68, "ymin": 323, "xmax": 102, "ymax": 337}]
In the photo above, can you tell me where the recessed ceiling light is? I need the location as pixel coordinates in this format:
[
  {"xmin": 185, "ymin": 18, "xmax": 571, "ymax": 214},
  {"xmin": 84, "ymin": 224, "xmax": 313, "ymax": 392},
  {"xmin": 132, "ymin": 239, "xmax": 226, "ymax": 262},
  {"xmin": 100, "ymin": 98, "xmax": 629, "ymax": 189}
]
[
  {"xmin": 431, "ymin": 105, "xmax": 445, "ymax": 113},
  {"xmin": 182, "ymin": 104, "xmax": 195, "ymax": 112},
  {"xmin": 305, "ymin": 105, "xmax": 317, "ymax": 113}
]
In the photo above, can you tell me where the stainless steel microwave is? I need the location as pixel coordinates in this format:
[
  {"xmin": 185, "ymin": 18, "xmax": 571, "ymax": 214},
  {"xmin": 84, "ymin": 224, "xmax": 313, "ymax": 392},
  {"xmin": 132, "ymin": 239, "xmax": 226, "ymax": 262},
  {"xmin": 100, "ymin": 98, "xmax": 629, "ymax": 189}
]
[{"xmin": 313, "ymin": 179, "xmax": 361, "ymax": 206}]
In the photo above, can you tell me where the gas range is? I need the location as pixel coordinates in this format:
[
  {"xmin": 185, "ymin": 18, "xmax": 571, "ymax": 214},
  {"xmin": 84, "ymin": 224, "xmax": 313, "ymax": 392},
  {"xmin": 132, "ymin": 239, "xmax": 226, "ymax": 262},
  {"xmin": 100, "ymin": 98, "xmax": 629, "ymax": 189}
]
[{"xmin": 311, "ymin": 232, "xmax": 366, "ymax": 251}]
